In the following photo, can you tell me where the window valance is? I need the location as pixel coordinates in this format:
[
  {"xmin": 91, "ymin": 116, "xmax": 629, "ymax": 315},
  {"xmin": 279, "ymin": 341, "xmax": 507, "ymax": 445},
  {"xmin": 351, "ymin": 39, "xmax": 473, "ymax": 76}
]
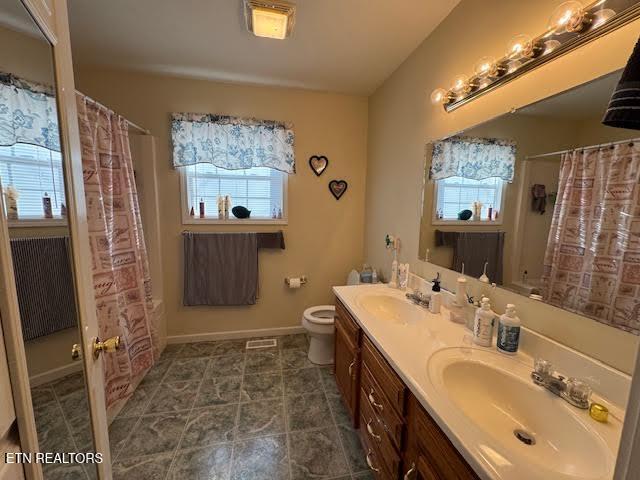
[
  {"xmin": 171, "ymin": 113, "xmax": 295, "ymax": 174},
  {"xmin": 0, "ymin": 73, "xmax": 60, "ymax": 152},
  {"xmin": 429, "ymin": 136, "xmax": 516, "ymax": 183}
]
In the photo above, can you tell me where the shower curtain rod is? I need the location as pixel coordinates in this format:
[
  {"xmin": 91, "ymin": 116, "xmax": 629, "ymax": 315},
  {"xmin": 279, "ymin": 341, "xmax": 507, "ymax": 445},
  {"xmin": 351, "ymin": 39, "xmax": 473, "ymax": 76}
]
[
  {"xmin": 525, "ymin": 136, "xmax": 640, "ymax": 160},
  {"xmin": 77, "ymin": 92, "xmax": 151, "ymax": 135}
]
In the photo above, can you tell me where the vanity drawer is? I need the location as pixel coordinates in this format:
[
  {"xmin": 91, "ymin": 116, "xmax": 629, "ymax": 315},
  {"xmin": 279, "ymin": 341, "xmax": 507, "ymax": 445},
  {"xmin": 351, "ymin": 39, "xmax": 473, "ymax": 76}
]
[
  {"xmin": 361, "ymin": 363, "xmax": 405, "ymax": 449},
  {"xmin": 362, "ymin": 335, "xmax": 407, "ymax": 415},
  {"xmin": 359, "ymin": 421, "xmax": 395, "ymax": 480},
  {"xmin": 335, "ymin": 299, "xmax": 361, "ymax": 344},
  {"xmin": 360, "ymin": 386, "xmax": 402, "ymax": 478}
]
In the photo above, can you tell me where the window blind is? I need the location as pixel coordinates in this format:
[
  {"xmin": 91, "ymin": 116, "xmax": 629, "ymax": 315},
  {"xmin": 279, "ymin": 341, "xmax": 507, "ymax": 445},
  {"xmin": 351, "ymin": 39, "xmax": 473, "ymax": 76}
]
[
  {"xmin": 184, "ymin": 163, "xmax": 284, "ymax": 219},
  {"xmin": 0, "ymin": 143, "xmax": 65, "ymax": 219},
  {"xmin": 436, "ymin": 176, "xmax": 503, "ymax": 220}
]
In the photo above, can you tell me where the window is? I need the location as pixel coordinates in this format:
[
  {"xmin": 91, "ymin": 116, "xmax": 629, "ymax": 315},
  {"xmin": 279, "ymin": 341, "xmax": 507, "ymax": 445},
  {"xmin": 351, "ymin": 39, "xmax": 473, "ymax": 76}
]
[
  {"xmin": 435, "ymin": 176, "xmax": 504, "ymax": 222},
  {"xmin": 182, "ymin": 163, "xmax": 286, "ymax": 223},
  {"xmin": 0, "ymin": 143, "xmax": 66, "ymax": 222}
]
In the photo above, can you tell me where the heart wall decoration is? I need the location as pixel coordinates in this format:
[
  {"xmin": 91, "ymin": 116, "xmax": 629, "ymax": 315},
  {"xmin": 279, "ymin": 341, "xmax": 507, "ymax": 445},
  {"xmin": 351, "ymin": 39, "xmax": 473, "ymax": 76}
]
[
  {"xmin": 308, "ymin": 155, "xmax": 329, "ymax": 176},
  {"xmin": 329, "ymin": 180, "xmax": 348, "ymax": 200}
]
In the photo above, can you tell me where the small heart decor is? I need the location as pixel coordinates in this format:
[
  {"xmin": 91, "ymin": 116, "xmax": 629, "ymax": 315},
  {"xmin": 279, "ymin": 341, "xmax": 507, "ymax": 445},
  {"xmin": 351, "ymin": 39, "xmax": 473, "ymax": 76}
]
[
  {"xmin": 329, "ymin": 180, "xmax": 348, "ymax": 200},
  {"xmin": 308, "ymin": 155, "xmax": 329, "ymax": 176}
]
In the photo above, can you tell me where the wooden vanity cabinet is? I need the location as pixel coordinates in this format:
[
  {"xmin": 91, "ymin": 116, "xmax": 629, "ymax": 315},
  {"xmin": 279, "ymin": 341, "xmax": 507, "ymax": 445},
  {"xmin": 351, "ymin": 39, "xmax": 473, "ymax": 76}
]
[
  {"xmin": 334, "ymin": 298, "xmax": 481, "ymax": 480},
  {"xmin": 334, "ymin": 299, "xmax": 361, "ymax": 427},
  {"xmin": 404, "ymin": 394, "xmax": 480, "ymax": 480}
]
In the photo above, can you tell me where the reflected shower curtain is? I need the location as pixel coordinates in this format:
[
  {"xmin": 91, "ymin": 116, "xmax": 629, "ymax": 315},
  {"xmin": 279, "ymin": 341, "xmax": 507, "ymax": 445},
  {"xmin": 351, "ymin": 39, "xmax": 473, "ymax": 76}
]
[
  {"xmin": 542, "ymin": 143, "xmax": 640, "ymax": 334},
  {"xmin": 76, "ymin": 94, "xmax": 158, "ymax": 413}
]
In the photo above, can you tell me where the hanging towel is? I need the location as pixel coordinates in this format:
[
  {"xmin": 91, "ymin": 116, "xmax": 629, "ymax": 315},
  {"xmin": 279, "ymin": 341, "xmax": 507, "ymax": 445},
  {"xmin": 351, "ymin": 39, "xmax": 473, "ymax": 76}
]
[
  {"xmin": 531, "ymin": 184, "xmax": 547, "ymax": 214},
  {"xmin": 183, "ymin": 232, "xmax": 258, "ymax": 306},
  {"xmin": 603, "ymin": 36, "xmax": 640, "ymax": 130},
  {"xmin": 10, "ymin": 236, "xmax": 78, "ymax": 340},
  {"xmin": 435, "ymin": 230, "xmax": 505, "ymax": 285},
  {"xmin": 257, "ymin": 231, "xmax": 285, "ymax": 249}
]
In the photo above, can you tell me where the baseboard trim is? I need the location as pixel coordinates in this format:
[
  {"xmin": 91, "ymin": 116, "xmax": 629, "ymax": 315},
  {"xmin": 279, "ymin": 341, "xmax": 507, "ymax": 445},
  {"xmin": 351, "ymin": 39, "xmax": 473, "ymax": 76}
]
[
  {"xmin": 167, "ymin": 326, "xmax": 306, "ymax": 344},
  {"xmin": 29, "ymin": 362, "xmax": 83, "ymax": 387}
]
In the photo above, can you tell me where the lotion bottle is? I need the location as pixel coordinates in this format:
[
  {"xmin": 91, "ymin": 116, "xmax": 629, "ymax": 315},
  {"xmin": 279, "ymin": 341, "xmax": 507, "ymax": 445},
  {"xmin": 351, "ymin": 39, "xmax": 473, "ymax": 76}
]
[
  {"xmin": 473, "ymin": 297, "xmax": 495, "ymax": 347},
  {"xmin": 497, "ymin": 304, "xmax": 521, "ymax": 355},
  {"xmin": 389, "ymin": 258, "xmax": 398, "ymax": 288}
]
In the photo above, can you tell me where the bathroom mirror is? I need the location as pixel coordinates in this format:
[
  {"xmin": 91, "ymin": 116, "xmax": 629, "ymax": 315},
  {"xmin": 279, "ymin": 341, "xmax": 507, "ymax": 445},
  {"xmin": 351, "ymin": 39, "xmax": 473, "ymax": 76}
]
[
  {"xmin": 419, "ymin": 68, "xmax": 640, "ymax": 334},
  {"xmin": 0, "ymin": 1, "xmax": 98, "ymax": 478}
]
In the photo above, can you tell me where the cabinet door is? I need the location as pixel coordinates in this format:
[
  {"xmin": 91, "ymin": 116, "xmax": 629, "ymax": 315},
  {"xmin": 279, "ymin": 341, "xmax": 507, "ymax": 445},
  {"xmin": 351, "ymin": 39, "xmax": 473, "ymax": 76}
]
[{"xmin": 334, "ymin": 320, "xmax": 359, "ymax": 426}]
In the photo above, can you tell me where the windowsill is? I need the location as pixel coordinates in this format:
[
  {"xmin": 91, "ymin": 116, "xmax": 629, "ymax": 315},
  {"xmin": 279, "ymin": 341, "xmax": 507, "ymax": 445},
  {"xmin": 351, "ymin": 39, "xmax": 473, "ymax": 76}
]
[
  {"xmin": 8, "ymin": 217, "xmax": 67, "ymax": 228},
  {"xmin": 182, "ymin": 217, "xmax": 288, "ymax": 226},
  {"xmin": 431, "ymin": 219, "xmax": 503, "ymax": 226}
]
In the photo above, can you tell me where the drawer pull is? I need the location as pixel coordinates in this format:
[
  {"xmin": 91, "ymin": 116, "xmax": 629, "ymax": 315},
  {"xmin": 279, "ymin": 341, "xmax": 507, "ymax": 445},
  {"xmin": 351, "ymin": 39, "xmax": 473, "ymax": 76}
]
[
  {"xmin": 366, "ymin": 450, "xmax": 380, "ymax": 473},
  {"xmin": 348, "ymin": 360, "xmax": 356, "ymax": 376},
  {"xmin": 368, "ymin": 389, "xmax": 384, "ymax": 412},
  {"xmin": 366, "ymin": 418, "xmax": 381, "ymax": 442},
  {"xmin": 404, "ymin": 462, "xmax": 416, "ymax": 480}
]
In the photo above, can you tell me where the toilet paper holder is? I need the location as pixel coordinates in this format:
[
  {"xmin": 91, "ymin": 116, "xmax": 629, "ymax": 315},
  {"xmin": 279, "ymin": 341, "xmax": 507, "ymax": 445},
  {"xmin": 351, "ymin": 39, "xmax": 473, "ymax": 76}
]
[{"xmin": 285, "ymin": 276, "xmax": 308, "ymax": 287}]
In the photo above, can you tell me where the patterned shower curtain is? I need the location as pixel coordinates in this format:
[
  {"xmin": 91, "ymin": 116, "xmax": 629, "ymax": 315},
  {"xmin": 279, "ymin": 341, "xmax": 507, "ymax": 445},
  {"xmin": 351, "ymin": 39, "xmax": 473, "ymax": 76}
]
[
  {"xmin": 76, "ymin": 93, "xmax": 158, "ymax": 413},
  {"xmin": 542, "ymin": 143, "xmax": 640, "ymax": 334}
]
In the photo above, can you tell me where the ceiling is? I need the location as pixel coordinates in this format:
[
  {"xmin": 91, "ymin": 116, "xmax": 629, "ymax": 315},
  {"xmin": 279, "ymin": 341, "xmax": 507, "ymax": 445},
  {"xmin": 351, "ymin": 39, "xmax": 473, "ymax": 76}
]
[
  {"xmin": 518, "ymin": 70, "xmax": 622, "ymax": 120},
  {"xmin": 66, "ymin": 0, "xmax": 460, "ymax": 95}
]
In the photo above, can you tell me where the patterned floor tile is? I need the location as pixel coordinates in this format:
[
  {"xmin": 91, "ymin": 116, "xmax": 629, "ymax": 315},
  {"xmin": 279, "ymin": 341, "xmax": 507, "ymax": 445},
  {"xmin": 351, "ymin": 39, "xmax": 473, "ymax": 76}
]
[
  {"xmin": 245, "ymin": 350, "xmax": 281, "ymax": 373},
  {"xmin": 237, "ymin": 399, "xmax": 285, "ymax": 439},
  {"xmin": 207, "ymin": 353, "xmax": 245, "ymax": 377},
  {"xmin": 180, "ymin": 404, "xmax": 237, "ymax": 449},
  {"xmin": 230, "ymin": 435, "xmax": 289, "ymax": 480},
  {"xmin": 117, "ymin": 385, "xmax": 158, "ymax": 418},
  {"xmin": 289, "ymin": 427, "xmax": 349, "ymax": 480},
  {"xmin": 112, "ymin": 452, "xmax": 174, "ymax": 480},
  {"xmin": 194, "ymin": 376, "xmax": 242, "ymax": 407},
  {"xmin": 241, "ymin": 372, "xmax": 283, "ymax": 401},
  {"xmin": 279, "ymin": 334, "xmax": 309, "ymax": 350},
  {"xmin": 144, "ymin": 381, "xmax": 199, "ymax": 414},
  {"xmin": 283, "ymin": 367, "xmax": 322, "ymax": 397},
  {"xmin": 286, "ymin": 392, "xmax": 332, "ymax": 431},
  {"xmin": 281, "ymin": 349, "xmax": 314, "ymax": 370},
  {"xmin": 168, "ymin": 444, "xmax": 232, "ymax": 480},
  {"xmin": 338, "ymin": 424, "xmax": 368, "ymax": 473},
  {"xmin": 118, "ymin": 412, "xmax": 189, "ymax": 458},
  {"xmin": 163, "ymin": 357, "xmax": 209, "ymax": 382}
]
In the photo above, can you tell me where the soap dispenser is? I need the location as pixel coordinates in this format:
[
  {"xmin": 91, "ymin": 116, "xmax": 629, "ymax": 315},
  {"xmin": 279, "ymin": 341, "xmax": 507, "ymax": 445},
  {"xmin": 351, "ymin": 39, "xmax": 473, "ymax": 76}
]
[
  {"xmin": 429, "ymin": 274, "xmax": 442, "ymax": 314},
  {"xmin": 497, "ymin": 304, "xmax": 521, "ymax": 355},
  {"xmin": 472, "ymin": 297, "xmax": 495, "ymax": 347}
]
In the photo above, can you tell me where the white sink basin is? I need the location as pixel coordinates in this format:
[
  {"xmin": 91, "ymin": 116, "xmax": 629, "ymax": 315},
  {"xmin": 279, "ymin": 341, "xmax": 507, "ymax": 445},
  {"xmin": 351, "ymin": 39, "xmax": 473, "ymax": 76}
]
[
  {"xmin": 355, "ymin": 293, "xmax": 425, "ymax": 325},
  {"xmin": 427, "ymin": 348, "xmax": 614, "ymax": 480}
]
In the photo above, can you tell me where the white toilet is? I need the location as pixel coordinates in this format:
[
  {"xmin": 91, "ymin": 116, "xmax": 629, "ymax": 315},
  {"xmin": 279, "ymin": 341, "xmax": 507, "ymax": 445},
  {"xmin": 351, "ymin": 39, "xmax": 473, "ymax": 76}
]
[
  {"xmin": 302, "ymin": 272, "xmax": 360, "ymax": 365},
  {"xmin": 302, "ymin": 305, "xmax": 336, "ymax": 364}
]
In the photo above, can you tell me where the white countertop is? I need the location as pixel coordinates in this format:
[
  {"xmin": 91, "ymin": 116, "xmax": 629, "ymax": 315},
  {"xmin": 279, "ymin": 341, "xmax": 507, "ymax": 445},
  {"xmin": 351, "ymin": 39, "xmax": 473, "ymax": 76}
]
[{"xmin": 333, "ymin": 283, "xmax": 624, "ymax": 480}]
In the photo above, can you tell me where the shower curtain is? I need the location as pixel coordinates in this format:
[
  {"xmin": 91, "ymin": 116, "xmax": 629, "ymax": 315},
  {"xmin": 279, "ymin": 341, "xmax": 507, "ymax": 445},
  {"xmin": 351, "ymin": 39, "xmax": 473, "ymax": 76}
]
[
  {"xmin": 542, "ymin": 143, "xmax": 640, "ymax": 334},
  {"xmin": 76, "ymin": 94, "xmax": 158, "ymax": 413}
]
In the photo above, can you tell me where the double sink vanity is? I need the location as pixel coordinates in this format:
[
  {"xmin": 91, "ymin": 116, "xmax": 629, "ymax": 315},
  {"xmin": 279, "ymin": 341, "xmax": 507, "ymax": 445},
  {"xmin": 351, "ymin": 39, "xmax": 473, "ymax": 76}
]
[{"xmin": 332, "ymin": 282, "xmax": 629, "ymax": 480}]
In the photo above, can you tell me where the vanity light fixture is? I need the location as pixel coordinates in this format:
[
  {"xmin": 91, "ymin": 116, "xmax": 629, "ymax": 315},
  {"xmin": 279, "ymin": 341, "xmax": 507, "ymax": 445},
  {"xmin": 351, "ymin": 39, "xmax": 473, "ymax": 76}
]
[
  {"xmin": 245, "ymin": 0, "xmax": 296, "ymax": 40},
  {"xmin": 430, "ymin": 0, "xmax": 638, "ymax": 112}
]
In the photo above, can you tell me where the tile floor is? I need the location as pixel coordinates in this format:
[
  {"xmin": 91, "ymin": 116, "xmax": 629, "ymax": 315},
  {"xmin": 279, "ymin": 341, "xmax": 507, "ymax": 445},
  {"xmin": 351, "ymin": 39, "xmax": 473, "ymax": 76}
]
[
  {"xmin": 31, "ymin": 371, "xmax": 97, "ymax": 480},
  {"xmin": 109, "ymin": 334, "xmax": 372, "ymax": 480}
]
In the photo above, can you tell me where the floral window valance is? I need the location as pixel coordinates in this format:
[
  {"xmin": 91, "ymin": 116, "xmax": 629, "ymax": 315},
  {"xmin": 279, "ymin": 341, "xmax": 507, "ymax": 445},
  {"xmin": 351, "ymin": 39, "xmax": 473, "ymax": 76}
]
[
  {"xmin": 171, "ymin": 113, "xmax": 295, "ymax": 174},
  {"xmin": 0, "ymin": 73, "xmax": 60, "ymax": 152},
  {"xmin": 429, "ymin": 136, "xmax": 516, "ymax": 183}
]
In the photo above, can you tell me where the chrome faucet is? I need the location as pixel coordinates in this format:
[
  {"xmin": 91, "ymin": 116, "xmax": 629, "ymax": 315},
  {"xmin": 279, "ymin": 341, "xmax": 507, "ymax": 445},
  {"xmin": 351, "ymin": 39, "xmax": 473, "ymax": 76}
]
[
  {"xmin": 406, "ymin": 291, "xmax": 430, "ymax": 308},
  {"xmin": 531, "ymin": 358, "xmax": 591, "ymax": 409}
]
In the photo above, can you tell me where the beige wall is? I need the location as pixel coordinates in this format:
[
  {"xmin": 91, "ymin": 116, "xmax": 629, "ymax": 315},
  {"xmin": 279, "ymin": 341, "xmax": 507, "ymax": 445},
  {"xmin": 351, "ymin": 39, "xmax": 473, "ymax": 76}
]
[
  {"xmin": 366, "ymin": 0, "xmax": 640, "ymax": 374},
  {"xmin": 74, "ymin": 68, "xmax": 368, "ymax": 338}
]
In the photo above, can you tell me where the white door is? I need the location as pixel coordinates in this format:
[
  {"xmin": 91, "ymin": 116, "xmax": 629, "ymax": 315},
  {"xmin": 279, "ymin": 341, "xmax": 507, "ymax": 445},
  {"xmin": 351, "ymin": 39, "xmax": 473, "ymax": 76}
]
[{"xmin": 0, "ymin": 0, "xmax": 113, "ymax": 478}]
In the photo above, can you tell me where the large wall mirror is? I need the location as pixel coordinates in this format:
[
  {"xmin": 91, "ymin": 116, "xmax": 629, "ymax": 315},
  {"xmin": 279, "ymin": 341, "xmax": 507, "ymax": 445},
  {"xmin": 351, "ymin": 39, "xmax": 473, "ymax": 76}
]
[
  {"xmin": 419, "ymin": 68, "xmax": 640, "ymax": 334},
  {"xmin": 0, "ymin": 1, "xmax": 98, "ymax": 478}
]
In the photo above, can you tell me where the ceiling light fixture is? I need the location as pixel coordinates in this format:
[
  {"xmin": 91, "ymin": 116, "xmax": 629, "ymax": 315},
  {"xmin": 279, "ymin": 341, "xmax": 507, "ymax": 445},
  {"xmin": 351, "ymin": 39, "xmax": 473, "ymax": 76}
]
[{"xmin": 245, "ymin": 0, "xmax": 296, "ymax": 40}]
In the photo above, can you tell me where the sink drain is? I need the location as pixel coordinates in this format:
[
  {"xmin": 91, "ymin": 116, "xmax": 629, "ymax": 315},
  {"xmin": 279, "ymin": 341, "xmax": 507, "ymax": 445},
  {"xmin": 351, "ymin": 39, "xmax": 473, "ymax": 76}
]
[{"xmin": 514, "ymin": 429, "xmax": 536, "ymax": 446}]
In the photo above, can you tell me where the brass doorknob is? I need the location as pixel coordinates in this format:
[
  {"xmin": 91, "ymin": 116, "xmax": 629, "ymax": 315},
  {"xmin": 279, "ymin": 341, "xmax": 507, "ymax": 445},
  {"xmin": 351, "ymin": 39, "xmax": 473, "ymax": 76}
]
[
  {"xmin": 71, "ymin": 344, "xmax": 82, "ymax": 361},
  {"xmin": 93, "ymin": 336, "xmax": 121, "ymax": 359}
]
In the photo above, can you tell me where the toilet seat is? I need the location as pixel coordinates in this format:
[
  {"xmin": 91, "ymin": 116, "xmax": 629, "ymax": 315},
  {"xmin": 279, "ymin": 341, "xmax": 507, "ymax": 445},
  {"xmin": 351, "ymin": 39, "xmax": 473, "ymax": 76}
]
[{"xmin": 303, "ymin": 305, "xmax": 335, "ymax": 325}]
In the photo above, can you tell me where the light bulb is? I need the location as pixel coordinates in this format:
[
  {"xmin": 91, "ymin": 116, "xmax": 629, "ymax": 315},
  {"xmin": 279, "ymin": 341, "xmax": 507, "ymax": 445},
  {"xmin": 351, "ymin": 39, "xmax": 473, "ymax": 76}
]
[
  {"xmin": 591, "ymin": 8, "xmax": 615, "ymax": 29},
  {"xmin": 451, "ymin": 74, "xmax": 469, "ymax": 92},
  {"xmin": 430, "ymin": 88, "xmax": 448, "ymax": 105},
  {"xmin": 543, "ymin": 39, "xmax": 561, "ymax": 55},
  {"xmin": 507, "ymin": 34, "xmax": 533, "ymax": 59},
  {"xmin": 548, "ymin": 1, "xmax": 586, "ymax": 33},
  {"xmin": 506, "ymin": 60, "xmax": 521, "ymax": 74},
  {"xmin": 473, "ymin": 56, "xmax": 497, "ymax": 78}
]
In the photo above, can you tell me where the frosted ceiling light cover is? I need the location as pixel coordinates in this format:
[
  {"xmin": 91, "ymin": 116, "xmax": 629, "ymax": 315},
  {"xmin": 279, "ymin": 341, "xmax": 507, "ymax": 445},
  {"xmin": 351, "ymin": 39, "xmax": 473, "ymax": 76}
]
[{"xmin": 245, "ymin": 0, "xmax": 296, "ymax": 40}]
